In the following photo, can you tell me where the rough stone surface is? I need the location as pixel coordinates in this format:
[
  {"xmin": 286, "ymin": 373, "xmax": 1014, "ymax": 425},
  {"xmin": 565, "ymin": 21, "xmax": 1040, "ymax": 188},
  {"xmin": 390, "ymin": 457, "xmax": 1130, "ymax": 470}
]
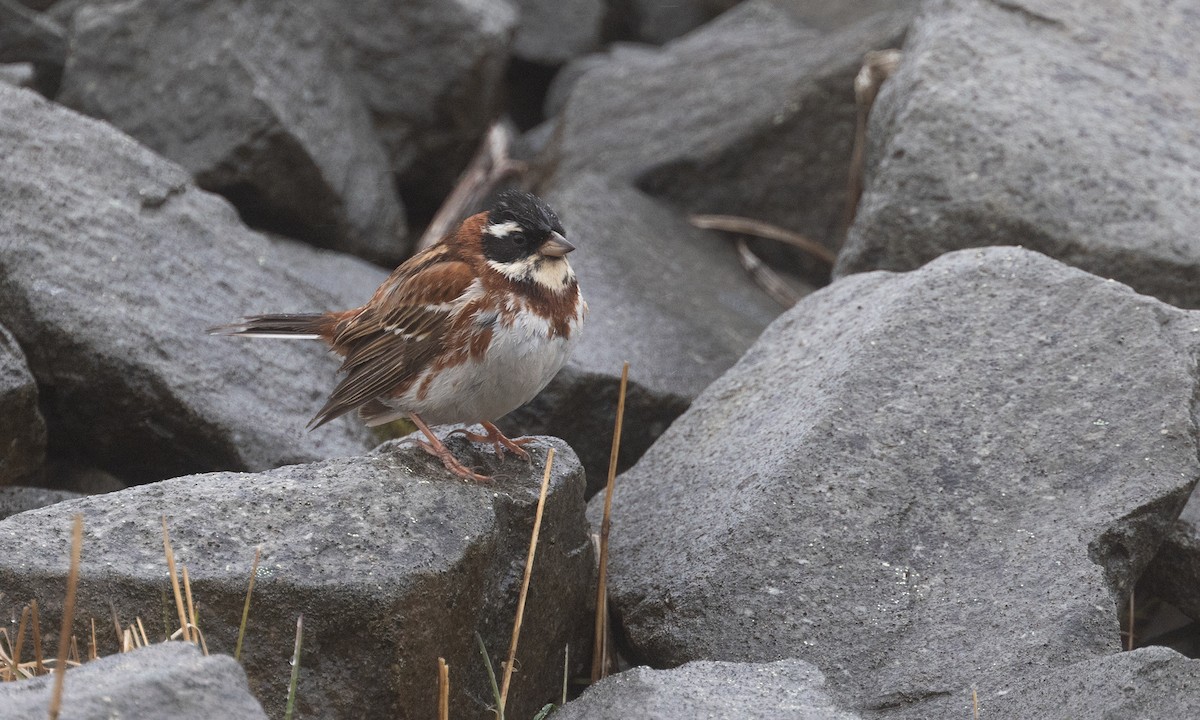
[
  {"xmin": 511, "ymin": 0, "xmax": 604, "ymax": 64},
  {"xmin": 0, "ymin": 643, "xmax": 268, "ymax": 720},
  {"xmin": 502, "ymin": 174, "xmax": 780, "ymax": 491},
  {"xmin": 0, "ymin": 323, "xmax": 46, "ymax": 485},
  {"xmin": 836, "ymin": 0, "xmax": 1200, "ymax": 309},
  {"xmin": 0, "ymin": 436, "xmax": 593, "ymax": 720},
  {"xmin": 597, "ymin": 247, "xmax": 1199, "ymax": 715},
  {"xmin": 554, "ymin": 659, "xmax": 862, "ymax": 719},
  {"xmin": 0, "ymin": 83, "xmax": 381, "ymax": 483},
  {"xmin": 969, "ymin": 647, "xmax": 1200, "ymax": 720},
  {"xmin": 0, "ymin": 486, "xmax": 80, "ymax": 520},
  {"xmin": 58, "ymin": 0, "xmax": 408, "ymax": 263},
  {"xmin": 331, "ymin": 0, "xmax": 516, "ymax": 204},
  {"xmin": 549, "ymin": 1, "xmax": 912, "ymax": 275}
]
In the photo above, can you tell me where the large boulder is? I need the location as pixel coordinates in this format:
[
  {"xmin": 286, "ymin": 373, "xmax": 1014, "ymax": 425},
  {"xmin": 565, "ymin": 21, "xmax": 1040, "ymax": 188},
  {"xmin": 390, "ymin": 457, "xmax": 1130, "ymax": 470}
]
[
  {"xmin": 0, "ymin": 323, "xmax": 45, "ymax": 485},
  {"xmin": 58, "ymin": 0, "xmax": 408, "ymax": 263},
  {"xmin": 0, "ymin": 486, "xmax": 80, "ymax": 520},
  {"xmin": 502, "ymin": 174, "xmax": 781, "ymax": 491},
  {"xmin": 0, "ymin": 643, "xmax": 268, "ymax": 720},
  {"xmin": 548, "ymin": 1, "xmax": 912, "ymax": 272},
  {"xmin": 510, "ymin": 0, "xmax": 605, "ymax": 65},
  {"xmin": 554, "ymin": 659, "xmax": 862, "ymax": 719},
  {"xmin": 0, "ymin": 436, "xmax": 593, "ymax": 720},
  {"xmin": 0, "ymin": 83, "xmax": 383, "ymax": 483},
  {"xmin": 836, "ymin": 0, "xmax": 1200, "ymax": 309},
  {"xmin": 596, "ymin": 247, "xmax": 1198, "ymax": 714}
]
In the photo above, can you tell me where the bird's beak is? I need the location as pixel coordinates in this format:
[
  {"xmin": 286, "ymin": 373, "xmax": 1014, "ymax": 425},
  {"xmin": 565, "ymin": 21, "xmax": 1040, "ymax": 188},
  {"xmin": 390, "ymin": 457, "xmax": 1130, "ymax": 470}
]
[{"xmin": 538, "ymin": 231, "xmax": 575, "ymax": 257}]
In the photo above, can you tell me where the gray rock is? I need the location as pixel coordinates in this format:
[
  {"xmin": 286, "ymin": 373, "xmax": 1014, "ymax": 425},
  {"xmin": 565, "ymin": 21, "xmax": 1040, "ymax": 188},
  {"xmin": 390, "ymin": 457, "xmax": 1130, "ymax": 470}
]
[
  {"xmin": 614, "ymin": 0, "xmax": 741, "ymax": 45},
  {"xmin": 836, "ymin": 0, "xmax": 1200, "ymax": 310},
  {"xmin": 773, "ymin": 0, "xmax": 922, "ymax": 32},
  {"xmin": 58, "ymin": 0, "xmax": 408, "ymax": 264},
  {"xmin": 0, "ymin": 486, "xmax": 80, "ymax": 520},
  {"xmin": 329, "ymin": 0, "xmax": 517, "ymax": 199},
  {"xmin": 1138, "ymin": 520, "xmax": 1200, "ymax": 622},
  {"xmin": 0, "ymin": 323, "xmax": 46, "ymax": 484},
  {"xmin": 0, "ymin": 643, "xmax": 267, "ymax": 720},
  {"xmin": 0, "ymin": 83, "xmax": 380, "ymax": 483},
  {"xmin": 597, "ymin": 247, "xmax": 1199, "ymax": 715},
  {"xmin": 512, "ymin": 0, "xmax": 605, "ymax": 64},
  {"xmin": 0, "ymin": 0, "xmax": 65, "ymax": 66},
  {"xmin": 501, "ymin": 174, "xmax": 780, "ymax": 492},
  {"xmin": 554, "ymin": 659, "xmax": 862, "ymax": 720},
  {"xmin": 0, "ymin": 436, "xmax": 593, "ymax": 720},
  {"xmin": 549, "ymin": 1, "xmax": 913, "ymax": 275},
  {"xmin": 0, "ymin": 62, "xmax": 35, "ymax": 88},
  {"xmin": 972, "ymin": 647, "xmax": 1200, "ymax": 720}
]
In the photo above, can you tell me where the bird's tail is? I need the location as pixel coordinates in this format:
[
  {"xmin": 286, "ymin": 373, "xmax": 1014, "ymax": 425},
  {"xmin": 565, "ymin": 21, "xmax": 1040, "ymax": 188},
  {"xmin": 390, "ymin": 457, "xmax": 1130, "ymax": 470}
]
[{"xmin": 208, "ymin": 313, "xmax": 333, "ymax": 340}]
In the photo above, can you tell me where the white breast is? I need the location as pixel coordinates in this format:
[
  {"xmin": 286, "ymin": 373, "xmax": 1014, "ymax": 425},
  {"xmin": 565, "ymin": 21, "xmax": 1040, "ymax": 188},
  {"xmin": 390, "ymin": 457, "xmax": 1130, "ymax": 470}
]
[{"xmin": 397, "ymin": 297, "xmax": 585, "ymax": 425}]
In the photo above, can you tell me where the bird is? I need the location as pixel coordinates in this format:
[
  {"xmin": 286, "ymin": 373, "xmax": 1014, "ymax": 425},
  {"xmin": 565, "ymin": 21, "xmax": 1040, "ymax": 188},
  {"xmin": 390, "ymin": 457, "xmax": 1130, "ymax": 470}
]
[{"xmin": 211, "ymin": 190, "xmax": 585, "ymax": 482}]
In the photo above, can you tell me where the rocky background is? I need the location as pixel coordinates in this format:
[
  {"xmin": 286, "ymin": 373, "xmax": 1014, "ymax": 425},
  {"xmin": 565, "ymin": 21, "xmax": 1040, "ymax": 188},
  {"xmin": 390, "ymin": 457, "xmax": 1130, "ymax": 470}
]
[{"xmin": 2, "ymin": 0, "xmax": 1200, "ymax": 718}]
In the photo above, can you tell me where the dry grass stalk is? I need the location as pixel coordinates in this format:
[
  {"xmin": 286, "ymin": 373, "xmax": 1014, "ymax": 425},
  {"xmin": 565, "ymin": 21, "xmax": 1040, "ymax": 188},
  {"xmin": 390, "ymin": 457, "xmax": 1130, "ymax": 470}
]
[
  {"xmin": 181, "ymin": 566, "xmax": 208, "ymax": 655},
  {"xmin": 88, "ymin": 619, "xmax": 97, "ymax": 661},
  {"xmin": 592, "ymin": 362, "xmax": 629, "ymax": 682},
  {"xmin": 972, "ymin": 686, "xmax": 979, "ymax": 719},
  {"xmin": 437, "ymin": 657, "xmax": 450, "ymax": 720},
  {"xmin": 30, "ymin": 599, "xmax": 45, "ymax": 675},
  {"xmin": 235, "ymin": 547, "xmax": 262, "ymax": 663},
  {"xmin": 11, "ymin": 605, "xmax": 31, "ymax": 678},
  {"xmin": 284, "ymin": 614, "xmax": 304, "ymax": 720},
  {"xmin": 842, "ymin": 49, "xmax": 903, "ymax": 237},
  {"xmin": 499, "ymin": 448, "xmax": 556, "ymax": 714},
  {"xmin": 735, "ymin": 239, "xmax": 804, "ymax": 308},
  {"xmin": 160, "ymin": 517, "xmax": 191, "ymax": 643},
  {"xmin": 417, "ymin": 122, "xmax": 524, "ymax": 252},
  {"xmin": 135, "ymin": 618, "xmax": 149, "ymax": 647},
  {"xmin": 48, "ymin": 513, "xmax": 84, "ymax": 720}
]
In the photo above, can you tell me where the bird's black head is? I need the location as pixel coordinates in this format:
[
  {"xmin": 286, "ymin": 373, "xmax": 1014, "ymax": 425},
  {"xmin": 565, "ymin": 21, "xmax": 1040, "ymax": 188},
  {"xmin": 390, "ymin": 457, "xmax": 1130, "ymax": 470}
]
[{"xmin": 481, "ymin": 190, "xmax": 572, "ymax": 264}]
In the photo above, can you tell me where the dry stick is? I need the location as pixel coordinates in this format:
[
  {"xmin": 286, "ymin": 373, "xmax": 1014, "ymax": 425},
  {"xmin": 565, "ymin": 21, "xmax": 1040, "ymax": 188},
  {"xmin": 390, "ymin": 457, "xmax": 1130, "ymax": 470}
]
[
  {"xmin": 561, "ymin": 645, "xmax": 569, "ymax": 706},
  {"xmin": 592, "ymin": 362, "xmax": 630, "ymax": 682},
  {"xmin": 689, "ymin": 214, "xmax": 837, "ymax": 266},
  {"xmin": 181, "ymin": 566, "xmax": 207, "ymax": 655},
  {"xmin": 437, "ymin": 657, "xmax": 450, "ymax": 720},
  {"xmin": 735, "ymin": 238, "xmax": 803, "ymax": 308},
  {"xmin": 417, "ymin": 122, "xmax": 524, "ymax": 252},
  {"xmin": 88, "ymin": 619, "xmax": 97, "ymax": 662},
  {"xmin": 841, "ymin": 49, "xmax": 903, "ymax": 238},
  {"xmin": 12, "ymin": 605, "xmax": 30, "ymax": 678},
  {"xmin": 499, "ymin": 448, "xmax": 556, "ymax": 713},
  {"xmin": 48, "ymin": 514, "xmax": 83, "ymax": 720},
  {"xmin": 135, "ymin": 618, "xmax": 149, "ymax": 648},
  {"xmin": 30, "ymin": 599, "xmax": 45, "ymax": 675},
  {"xmin": 235, "ymin": 547, "xmax": 262, "ymax": 663},
  {"xmin": 160, "ymin": 518, "xmax": 191, "ymax": 644},
  {"xmin": 971, "ymin": 686, "xmax": 979, "ymax": 720}
]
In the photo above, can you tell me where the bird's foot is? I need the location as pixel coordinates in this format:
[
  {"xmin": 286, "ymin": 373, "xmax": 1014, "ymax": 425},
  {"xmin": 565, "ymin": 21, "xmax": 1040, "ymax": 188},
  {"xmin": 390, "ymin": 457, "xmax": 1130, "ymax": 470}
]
[
  {"xmin": 409, "ymin": 412, "xmax": 490, "ymax": 482},
  {"xmin": 449, "ymin": 421, "xmax": 535, "ymax": 462}
]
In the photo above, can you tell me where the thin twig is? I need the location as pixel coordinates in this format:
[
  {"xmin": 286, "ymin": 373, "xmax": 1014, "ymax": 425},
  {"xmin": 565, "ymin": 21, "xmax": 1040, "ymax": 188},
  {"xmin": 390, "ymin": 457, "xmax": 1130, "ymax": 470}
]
[
  {"xmin": 135, "ymin": 618, "xmax": 149, "ymax": 648},
  {"xmin": 235, "ymin": 547, "xmax": 261, "ymax": 663},
  {"xmin": 842, "ymin": 49, "xmax": 903, "ymax": 237},
  {"xmin": 161, "ymin": 518, "xmax": 190, "ymax": 644},
  {"xmin": 48, "ymin": 514, "xmax": 84, "ymax": 720},
  {"xmin": 438, "ymin": 657, "xmax": 450, "ymax": 720},
  {"xmin": 562, "ymin": 645, "xmax": 569, "ymax": 705},
  {"xmin": 12, "ymin": 605, "xmax": 30, "ymax": 678},
  {"xmin": 417, "ymin": 122, "xmax": 525, "ymax": 251},
  {"xmin": 500, "ymin": 449, "xmax": 556, "ymax": 713},
  {"xmin": 689, "ymin": 214, "xmax": 836, "ymax": 265},
  {"xmin": 972, "ymin": 686, "xmax": 979, "ymax": 720},
  {"xmin": 182, "ymin": 566, "xmax": 206, "ymax": 654},
  {"xmin": 592, "ymin": 362, "xmax": 629, "ymax": 682},
  {"xmin": 88, "ymin": 618, "xmax": 96, "ymax": 661}
]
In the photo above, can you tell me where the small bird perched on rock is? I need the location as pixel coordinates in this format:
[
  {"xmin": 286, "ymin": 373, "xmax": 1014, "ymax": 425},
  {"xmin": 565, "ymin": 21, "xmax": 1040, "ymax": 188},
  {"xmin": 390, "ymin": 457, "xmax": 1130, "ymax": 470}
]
[{"xmin": 211, "ymin": 190, "xmax": 585, "ymax": 481}]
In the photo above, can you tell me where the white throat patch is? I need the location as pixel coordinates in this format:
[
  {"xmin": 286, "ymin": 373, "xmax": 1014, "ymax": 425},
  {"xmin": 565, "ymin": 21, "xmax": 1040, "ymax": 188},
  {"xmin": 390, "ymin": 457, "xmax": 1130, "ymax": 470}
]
[{"xmin": 488, "ymin": 255, "xmax": 575, "ymax": 291}]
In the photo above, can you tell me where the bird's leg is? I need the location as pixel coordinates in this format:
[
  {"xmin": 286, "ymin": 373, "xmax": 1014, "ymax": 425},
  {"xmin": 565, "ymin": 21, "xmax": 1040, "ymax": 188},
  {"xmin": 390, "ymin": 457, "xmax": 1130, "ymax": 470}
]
[
  {"xmin": 409, "ymin": 413, "xmax": 491, "ymax": 482},
  {"xmin": 449, "ymin": 421, "xmax": 534, "ymax": 462}
]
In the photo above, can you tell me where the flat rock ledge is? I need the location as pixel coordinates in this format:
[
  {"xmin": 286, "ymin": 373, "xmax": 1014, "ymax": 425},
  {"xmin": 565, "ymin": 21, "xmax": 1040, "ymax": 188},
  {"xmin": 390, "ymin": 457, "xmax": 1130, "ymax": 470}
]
[{"xmin": 0, "ymin": 436, "xmax": 593, "ymax": 720}]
